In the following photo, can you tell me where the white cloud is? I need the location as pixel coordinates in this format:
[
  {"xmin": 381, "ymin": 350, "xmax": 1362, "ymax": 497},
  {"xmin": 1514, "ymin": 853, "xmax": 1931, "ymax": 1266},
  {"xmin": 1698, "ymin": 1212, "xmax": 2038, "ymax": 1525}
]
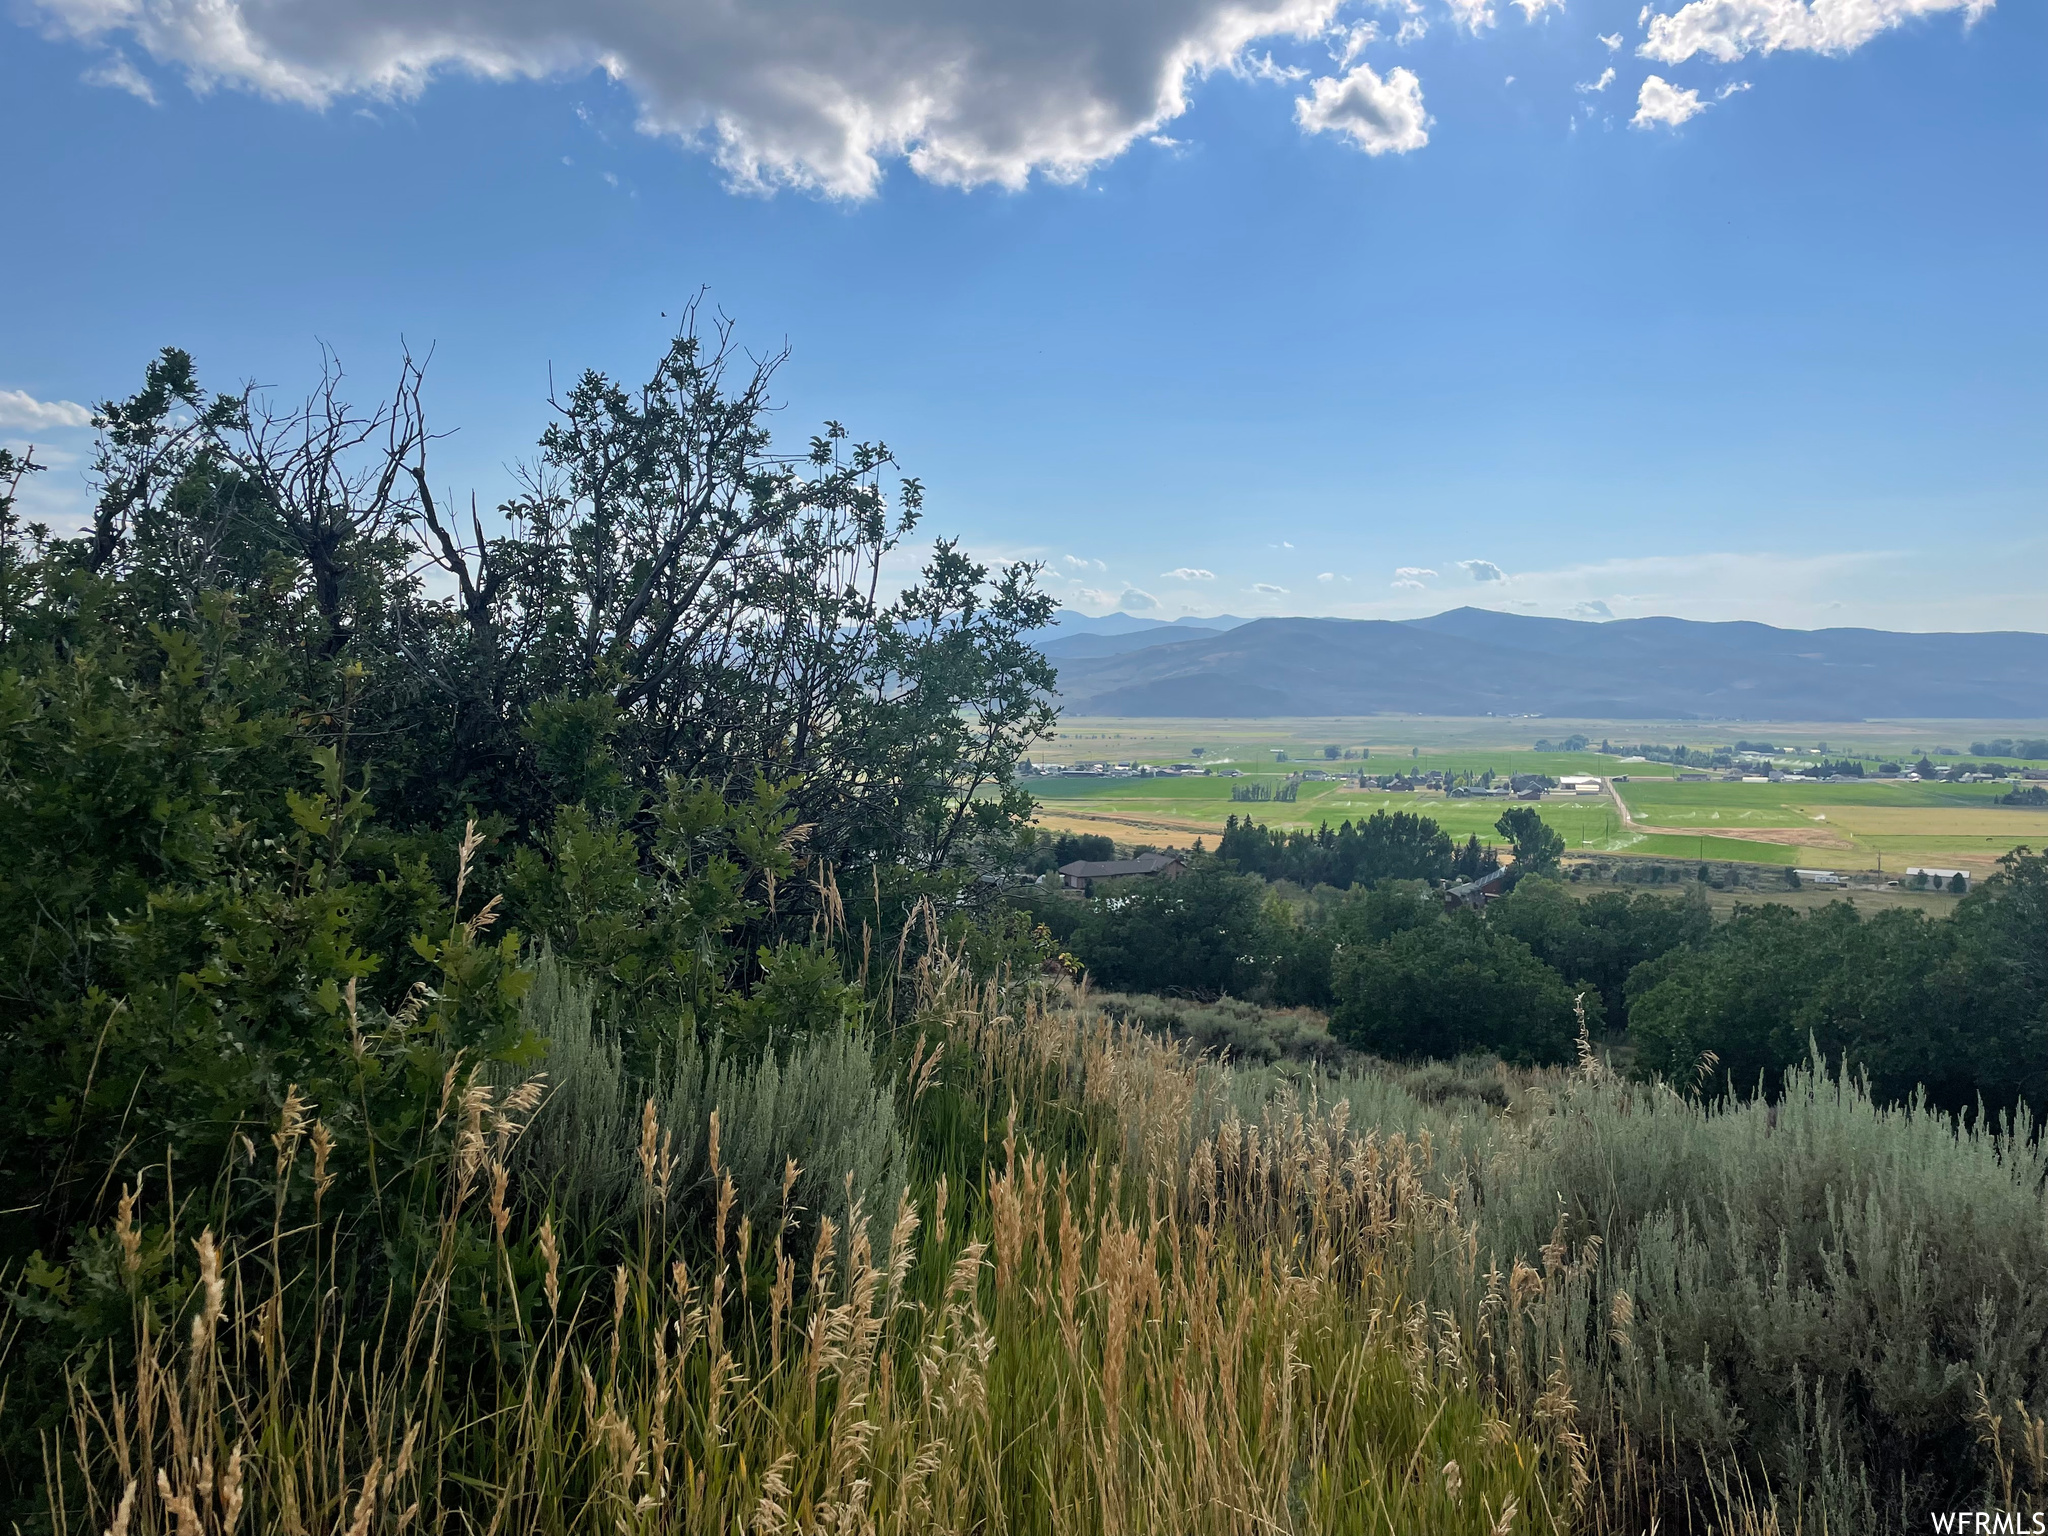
[
  {"xmin": 1717, "ymin": 78, "xmax": 1750, "ymax": 97},
  {"xmin": 1162, "ymin": 566, "xmax": 1216, "ymax": 580},
  {"xmin": 1121, "ymin": 586, "xmax": 1159, "ymax": 609},
  {"xmin": 1316, "ymin": 571, "xmax": 1336, "ymax": 582},
  {"xmin": 1568, "ymin": 599, "xmax": 1614, "ymax": 619},
  {"xmin": 1237, "ymin": 50, "xmax": 1310, "ymax": 83},
  {"xmin": 0, "ymin": 389, "xmax": 94, "ymax": 430},
  {"xmin": 1294, "ymin": 62, "xmax": 1429, "ymax": 155},
  {"xmin": 1598, "ymin": 29, "xmax": 1624, "ymax": 46},
  {"xmin": 1457, "ymin": 558, "xmax": 1507, "ymax": 582},
  {"xmin": 1641, "ymin": 0, "xmax": 1990, "ymax": 66},
  {"xmin": 1445, "ymin": 0, "xmax": 1496, "ymax": 31},
  {"xmin": 1063, "ymin": 554, "xmax": 1107, "ymax": 572},
  {"xmin": 1071, "ymin": 587, "xmax": 1119, "ymax": 610},
  {"xmin": 1576, "ymin": 66, "xmax": 1615, "ymax": 91},
  {"xmin": 82, "ymin": 52, "xmax": 157, "ymax": 102},
  {"xmin": 1631, "ymin": 73, "xmax": 1704, "ymax": 127},
  {"xmin": 1328, "ymin": 21, "xmax": 1377, "ymax": 67},
  {"xmin": 1397, "ymin": 15, "xmax": 1430, "ymax": 42},
  {"xmin": 1395, "ymin": 565, "xmax": 1438, "ymax": 579},
  {"xmin": 1252, "ymin": 582, "xmax": 1289, "ymax": 594},
  {"xmin": 1511, "ymin": 0, "xmax": 1564, "ymax": 19},
  {"xmin": 26, "ymin": 0, "xmax": 1370, "ymax": 198},
  {"xmin": 1391, "ymin": 578, "xmax": 1426, "ymax": 590}
]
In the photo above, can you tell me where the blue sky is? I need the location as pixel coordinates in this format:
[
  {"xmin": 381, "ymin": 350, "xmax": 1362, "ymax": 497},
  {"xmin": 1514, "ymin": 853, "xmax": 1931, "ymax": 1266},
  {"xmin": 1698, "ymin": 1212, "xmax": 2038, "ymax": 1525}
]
[{"xmin": 4, "ymin": 0, "xmax": 2042, "ymax": 631}]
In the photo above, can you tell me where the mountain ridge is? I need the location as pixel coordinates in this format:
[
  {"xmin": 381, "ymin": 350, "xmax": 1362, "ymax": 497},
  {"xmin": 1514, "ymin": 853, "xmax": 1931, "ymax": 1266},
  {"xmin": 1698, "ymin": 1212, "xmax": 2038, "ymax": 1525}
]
[{"xmin": 1043, "ymin": 608, "xmax": 2048, "ymax": 719}]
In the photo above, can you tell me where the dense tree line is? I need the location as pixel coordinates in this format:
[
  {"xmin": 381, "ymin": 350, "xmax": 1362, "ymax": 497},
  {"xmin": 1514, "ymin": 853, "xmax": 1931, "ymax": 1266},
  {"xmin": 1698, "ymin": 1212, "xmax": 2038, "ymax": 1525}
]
[
  {"xmin": 1973, "ymin": 737, "xmax": 2048, "ymax": 759},
  {"xmin": 1627, "ymin": 865, "xmax": 2046, "ymax": 1108},
  {"xmin": 1217, "ymin": 809, "xmax": 1460, "ymax": 887},
  {"xmin": 1037, "ymin": 831, "xmax": 2046, "ymax": 1114}
]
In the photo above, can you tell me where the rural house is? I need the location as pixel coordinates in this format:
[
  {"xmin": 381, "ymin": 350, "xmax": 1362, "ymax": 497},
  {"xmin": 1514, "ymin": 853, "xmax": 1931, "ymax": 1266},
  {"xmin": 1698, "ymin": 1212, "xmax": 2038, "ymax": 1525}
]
[
  {"xmin": 1443, "ymin": 865, "xmax": 1511, "ymax": 909},
  {"xmin": 1058, "ymin": 852, "xmax": 1188, "ymax": 897}
]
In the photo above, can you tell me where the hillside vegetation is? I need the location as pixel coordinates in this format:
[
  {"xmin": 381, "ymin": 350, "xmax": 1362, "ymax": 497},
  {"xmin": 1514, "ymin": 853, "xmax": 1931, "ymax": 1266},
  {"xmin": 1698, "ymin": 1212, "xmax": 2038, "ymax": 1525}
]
[{"xmin": 2, "ymin": 328, "xmax": 2044, "ymax": 1535}]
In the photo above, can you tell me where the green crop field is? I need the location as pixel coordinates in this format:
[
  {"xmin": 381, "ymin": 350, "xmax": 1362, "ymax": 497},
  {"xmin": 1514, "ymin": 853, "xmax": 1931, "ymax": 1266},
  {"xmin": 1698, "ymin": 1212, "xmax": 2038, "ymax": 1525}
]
[
  {"xmin": 1610, "ymin": 776, "xmax": 2048, "ymax": 872},
  {"xmin": 1027, "ymin": 716, "xmax": 2048, "ymax": 872}
]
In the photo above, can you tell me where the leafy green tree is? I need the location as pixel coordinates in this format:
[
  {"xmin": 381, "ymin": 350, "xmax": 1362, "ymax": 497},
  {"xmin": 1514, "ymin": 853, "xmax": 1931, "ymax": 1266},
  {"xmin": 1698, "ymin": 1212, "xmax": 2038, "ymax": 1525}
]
[
  {"xmin": 1330, "ymin": 908, "xmax": 1577, "ymax": 1064},
  {"xmin": 0, "ymin": 626, "xmax": 530, "ymax": 1252},
  {"xmin": 1451, "ymin": 834, "xmax": 1498, "ymax": 883},
  {"xmin": 1052, "ymin": 833, "xmax": 1116, "ymax": 865},
  {"xmin": 1489, "ymin": 876, "xmax": 1707, "ymax": 1028},
  {"xmin": 45, "ymin": 318, "xmax": 1058, "ymax": 888},
  {"xmin": 0, "ymin": 313, "xmax": 1069, "ymax": 1265},
  {"xmin": 1068, "ymin": 862, "xmax": 1266, "ymax": 998},
  {"xmin": 1495, "ymin": 806, "xmax": 1565, "ymax": 877},
  {"xmin": 1627, "ymin": 857, "xmax": 2047, "ymax": 1114}
]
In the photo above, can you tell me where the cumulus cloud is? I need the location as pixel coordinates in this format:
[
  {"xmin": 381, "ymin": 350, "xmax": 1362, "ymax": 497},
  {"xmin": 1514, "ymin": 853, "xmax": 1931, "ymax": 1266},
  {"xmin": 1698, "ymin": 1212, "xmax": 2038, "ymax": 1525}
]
[
  {"xmin": 1445, "ymin": 0, "xmax": 1496, "ymax": 32},
  {"xmin": 1457, "ymin": 559, "xmax": 1507, "ymax": 582},
  {"xmin": 1631, "ymin": 73, "xmax": 1704, "ymax": 126},
  {"xmin": 1162, "ymin": 566, "xmax": 1216, "ymax": 580},
  {"xmin": 1640, "ymin": 0, "xmax": 1990, "ymax": 66},
  {"xmin": 0, "ymin": 389, "xmax": 94, "ymax": 430},
  {"xmin": 1576, "ymin": 66, "xmax": 1615, "ymax": 91},
  {"xmin": 1599, "ymin": 29, "xmax": 1624, "ymax": 46},
  {"xmin": 1511, "ymin": 0, "xmax": 1564, "ymax": 18},
  {"xmin": 1394, "ymin": 566, "xmax": 1437, "ymax": 579},
  {"xmin": 1568, "ymin": 599, "xmax": 1614, "ymax": 619},
  {"xmin": 24, "ymin": 0, "xmax": 1377, "ymax": 198},
  {"xmin": 1294, "ymin": 62, "xmax": 1429, "ymax": 154},
  {"xmin": 1391, "ymin": 578, "xmax": 1426, "ymax": 590},
  {"xmin": 1063, "ymin": 554, "xmax": 1106, "ymax": 572},
  {"xmin": 1252, "ymin": 582, "xmax": 1289, "ymax": 594},
  {"xmin": 1120, "ymin": 587, "xmax": 1159, "ymax": 609}
]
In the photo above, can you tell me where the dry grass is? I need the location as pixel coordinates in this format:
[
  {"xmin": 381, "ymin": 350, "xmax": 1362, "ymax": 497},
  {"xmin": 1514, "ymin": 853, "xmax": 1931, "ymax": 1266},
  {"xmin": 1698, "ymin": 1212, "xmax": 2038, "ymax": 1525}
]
[
  {"xmin": 31, "ymin": 958, "xmax": 1572, "ymax": 1536},
  {"xmin": 30, "ymin": 949, "xmax": 2036, "ymax": 1534}
]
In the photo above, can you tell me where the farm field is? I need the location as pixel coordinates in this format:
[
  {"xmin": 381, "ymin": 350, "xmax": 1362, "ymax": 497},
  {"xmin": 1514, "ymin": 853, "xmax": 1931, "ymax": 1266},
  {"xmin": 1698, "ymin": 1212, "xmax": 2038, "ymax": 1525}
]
[
  {"xmin": 1028, "ymin": 717, "xmax": 2048, "ymax": 873},
  {"xmin": 1029, "ymin": 774, "xmax": 1627, "ymax": 850},
  {"xmin": 1611, "ymin": 777, "xmax": 2048, "ymax": 873},
  {"xmin": 1040, "ymin": 715, "xmax": 2048, "ymax": 767},
  {"xmin": 1568, "ymin": 879, "xmax": 1967, "ymax": 917}
]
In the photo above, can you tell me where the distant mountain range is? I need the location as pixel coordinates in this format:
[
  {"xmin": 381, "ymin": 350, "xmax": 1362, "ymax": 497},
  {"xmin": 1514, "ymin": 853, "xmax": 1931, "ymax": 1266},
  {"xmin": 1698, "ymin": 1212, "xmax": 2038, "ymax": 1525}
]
[
  {"xmin": 1041, "ymin": 608, "xmax": 2048, "ymax": 720},
  {"xmin": 1027, "ymin": 611, "xmax": 1253, "ymax": 662}
]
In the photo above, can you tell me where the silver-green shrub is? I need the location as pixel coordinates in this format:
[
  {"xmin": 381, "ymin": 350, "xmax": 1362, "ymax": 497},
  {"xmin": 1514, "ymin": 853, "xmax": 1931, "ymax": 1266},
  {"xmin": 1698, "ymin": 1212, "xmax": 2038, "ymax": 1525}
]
[
  {"xmin": 503, "ymin": 953, "xmax": 904, "ymax": 1250},
  {"xmin": 1093, "ymin": 989, "xmax": 1342, "ymax": 1064},
  {"xmin": 1397, "ymin": 1052, "xmax": 2041, "ymax": 1527}
]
